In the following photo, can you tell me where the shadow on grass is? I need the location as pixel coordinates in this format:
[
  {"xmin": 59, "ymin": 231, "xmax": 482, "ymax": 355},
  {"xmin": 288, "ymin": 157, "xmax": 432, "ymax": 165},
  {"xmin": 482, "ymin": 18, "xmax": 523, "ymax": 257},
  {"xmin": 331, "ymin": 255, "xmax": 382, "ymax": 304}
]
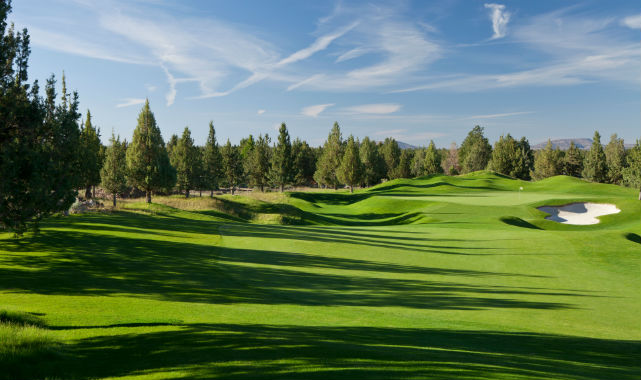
[
  {"xmin": 500, "ymin": 217, "xmax": 543, "ymax": 230},
  {"xmin": 625, "ymin": 232, "xmax": 640, "ymax": 244},
  {"xmin": 16, "ymin": 324, "xmax": 641, "ymax": 380}
]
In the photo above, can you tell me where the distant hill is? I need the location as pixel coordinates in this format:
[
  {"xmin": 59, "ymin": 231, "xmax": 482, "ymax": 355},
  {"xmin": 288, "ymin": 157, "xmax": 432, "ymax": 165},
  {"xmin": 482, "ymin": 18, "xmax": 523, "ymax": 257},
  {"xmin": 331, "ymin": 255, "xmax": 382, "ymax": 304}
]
[
  {"xmin": 397, "ymin": 141, "xmax": 418, "ymax": 150},
  {"xmin": 532, "ymin": 138, "xmax": 635, "ymax": 150},
  {"xmin": 532, "ymin": 138, "xmax": 593, "ymax": 150}
]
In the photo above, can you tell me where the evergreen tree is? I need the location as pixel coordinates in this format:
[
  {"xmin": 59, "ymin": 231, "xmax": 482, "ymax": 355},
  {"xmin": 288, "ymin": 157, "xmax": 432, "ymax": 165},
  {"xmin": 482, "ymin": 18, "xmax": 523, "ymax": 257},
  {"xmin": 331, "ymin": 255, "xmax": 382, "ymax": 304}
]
[
  {"xmin": 337, "ymin": 135, "xmax": 363, "ymax": 193},
  {"xmin": 271, "ymin": 123, "xmax": 293, "ymax": 192},
  {"xmin": 513, "ymin": 137, "xmax": 534, "ymax": 180},
  {"xmin": 359, "ymin": 137, "xmax": 385, "ymax": 186},
  {"xmin": 396, "ymin": 149, "xmax": 413, "ymax": 179},
  {"xmin": 564, "ymin": 141, "xmax": 583, "ymax": 177},
  {"xmin": 1, "ymin": 4, "xmax": 82, "ymax": 234},
  {"xmin": 314, "ymin": 122, "xmax": 343, "ymax": 189},
  {"xmin": 489, "ymin": 134, "xmax": 517, "ymax": 176},
  {"xmin": 531, "ymin": 140, "xmax": 564, "ymax": 180},
  {"xmin": 100, "ymin": 133, "xmax": 128, "ymax": 207},
  {"xmin": 167, "ymin": 134, "xmax": 179, "ymax": 162},
  {"xmin": 239, "ymin": 134, "xmax": 255, "ymax": 185},
  {"xmin": 79, "ymin": 109, "xmax": 102, "ymax": 199},
  {"xmin": 221, "ymin": 139, "xmax": 242, "ymax": 194},
  {"xmin": 126, "ymin": 100, "xmax": 171, "ymax": 203},
  {"xmin": 381, "ymin": 137, "xmax": 401, "ymax": 179},
  {"xmin": 441, "ymin": 142, "xmax": 460, "ymax": 175},
  {"xmin": 410, "ymin": 148, "xmax": 426, "ymax": 177},
  {"xmin": 622, "ymin": 140, "xmax": 641, "ymax": 200},
  {"xmin": 174, "ymin": 126, "xmax": 201, "ymax": 198},
  {"xmin": 423, "ymin": 140, "xmax": 443, "ymax": 175},
  {"xmin": 202, "ymin": 121, "xmax": 222, "ymax": 196},
  {"xmin": 291, "ymin": 138, "xmax": 316, "ymax": 186},
  {"xmin": 605, "ymin": 133, "xmax": 625, "ymax": 184},
  {"xmin": 582, "ymin": 131, "xmax": 607, "ymax": 183},
  {"xmin": 249, "ymin": 134, "xmax": 271, "ymax": 191},
  {"xmin": 459, "ymin": 125, "xmax": 492, "ymax": 173}
]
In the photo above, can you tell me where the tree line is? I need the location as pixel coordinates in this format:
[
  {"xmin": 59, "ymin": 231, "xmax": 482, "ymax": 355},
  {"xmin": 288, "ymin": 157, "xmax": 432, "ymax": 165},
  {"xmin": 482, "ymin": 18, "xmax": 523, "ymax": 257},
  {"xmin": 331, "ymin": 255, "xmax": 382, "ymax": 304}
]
[{"xmin": 1, "ymin": 0, "xmax": 640, "ymax": 235}]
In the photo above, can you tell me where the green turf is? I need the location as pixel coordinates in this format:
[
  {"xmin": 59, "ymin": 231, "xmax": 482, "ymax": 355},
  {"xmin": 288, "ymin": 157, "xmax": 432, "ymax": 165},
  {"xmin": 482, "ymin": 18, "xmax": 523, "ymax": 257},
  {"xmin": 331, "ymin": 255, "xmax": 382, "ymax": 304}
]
[{"xmin": 1, "ymin": 171, "xmax": 639, "ymax": 379}]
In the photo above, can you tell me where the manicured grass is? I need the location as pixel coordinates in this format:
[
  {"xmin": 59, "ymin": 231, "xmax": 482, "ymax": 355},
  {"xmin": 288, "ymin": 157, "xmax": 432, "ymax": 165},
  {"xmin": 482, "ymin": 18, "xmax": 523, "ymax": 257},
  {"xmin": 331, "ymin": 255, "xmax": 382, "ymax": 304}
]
[{"xmin": 1, "ymin": 172, "xmax": 639, "ymax": 379}]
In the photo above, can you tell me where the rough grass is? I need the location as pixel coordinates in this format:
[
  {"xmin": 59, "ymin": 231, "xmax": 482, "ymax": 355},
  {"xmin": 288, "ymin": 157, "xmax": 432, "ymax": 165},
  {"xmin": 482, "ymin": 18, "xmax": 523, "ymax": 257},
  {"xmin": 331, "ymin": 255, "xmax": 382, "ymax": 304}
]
[{"xmin": 0, "ymin": 171, "xmax": 639, "ymax": 379}]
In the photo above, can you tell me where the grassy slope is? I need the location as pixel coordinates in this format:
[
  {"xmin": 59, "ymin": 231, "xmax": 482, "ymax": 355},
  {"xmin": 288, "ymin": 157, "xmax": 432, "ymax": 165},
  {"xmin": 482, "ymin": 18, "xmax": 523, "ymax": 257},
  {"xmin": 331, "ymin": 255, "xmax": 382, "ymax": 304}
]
[{"xmin": 0, "ymin": 172, "xmax": 639, "ymax": 379}]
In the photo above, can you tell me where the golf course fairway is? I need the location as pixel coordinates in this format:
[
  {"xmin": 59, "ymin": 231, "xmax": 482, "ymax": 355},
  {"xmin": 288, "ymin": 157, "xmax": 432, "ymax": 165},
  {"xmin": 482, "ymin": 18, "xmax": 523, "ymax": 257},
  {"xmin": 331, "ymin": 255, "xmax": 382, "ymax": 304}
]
[{"xmin": 1, "ymin": 172, "xmax": 640, "ymax": 379}]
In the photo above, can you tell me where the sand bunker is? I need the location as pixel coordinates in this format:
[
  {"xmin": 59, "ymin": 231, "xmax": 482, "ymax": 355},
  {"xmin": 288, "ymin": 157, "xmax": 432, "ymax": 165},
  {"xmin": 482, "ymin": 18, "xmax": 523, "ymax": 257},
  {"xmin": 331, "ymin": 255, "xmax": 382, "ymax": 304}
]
[{"xmin": 537, "ymin": 203, "xmax": 620, "ymax": 225}]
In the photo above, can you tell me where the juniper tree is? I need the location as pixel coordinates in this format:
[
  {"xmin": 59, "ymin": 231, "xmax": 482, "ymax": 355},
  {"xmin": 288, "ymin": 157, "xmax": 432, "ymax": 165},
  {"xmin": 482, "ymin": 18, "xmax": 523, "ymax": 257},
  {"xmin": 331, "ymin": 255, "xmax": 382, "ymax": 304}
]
[
  {"xmin": 203, "ymin": 121, "xmax": 222, "ymax": 196},
  {"xmin": 459, "ymin": 126, "xmax": 492, "ymax": 173},
  {"xmin": 271, "ymin": 123, "xmax": 293, "ymax": 192},
  {"xmin": 79, "ymin": 109, "xmax": 102, "ymax": 199},
  {"xmin": 423, "ymin": 140, "xmax": 443, "ymax": 175},
  {"xmin": 359, "ymin": 137, "xmax": 385, "ymax": 186},
  {"xmin": 126, "ymin": 100, "xmax": 172, "ymax": 203},
  {"xmin": 100, "ymin": 133, "xmax": 128, "ymax": 207},
  {"xmin": 337, "ymin": 135, "xmax": 363, "ymax": 193},
  {"xmin": 314, "ymin": 122, "xmax": 343, "ymax": 189},
  {"xmin": 531, "ymin": 140, "xmax": 564, "ymax": 180},
  {"xmin": 174, "ymin": 127, "xmax": 201, "ymax": 198},
  {"xmin": 291, "ymin": 138, "xmax": 316, "ymax": 186},
  {"xmin": 250, "ymin": 134, "xmax": 271, "ymax": 192},
  {"xmin": 221, "ymin": 139, "xmax": 242, "ymax": 195},
  {"xmin": 605, "ymin": 133, "xmax": 625, "ymax": 185},
  {"xmin": 564, "ymin": 141, "xmax": 583, "ymax": 178},
  {"xmin": 582, "ymin": 131, "xmax": 607, "ymax": 183}
]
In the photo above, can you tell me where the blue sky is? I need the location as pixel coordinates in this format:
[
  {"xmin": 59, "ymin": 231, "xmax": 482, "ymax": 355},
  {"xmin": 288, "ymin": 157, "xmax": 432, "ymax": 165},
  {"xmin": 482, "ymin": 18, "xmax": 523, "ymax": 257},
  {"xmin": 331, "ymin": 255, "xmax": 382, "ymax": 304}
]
[{"xmin": 10, "ymin": 0, "xmax": 641, "ymax": 147}]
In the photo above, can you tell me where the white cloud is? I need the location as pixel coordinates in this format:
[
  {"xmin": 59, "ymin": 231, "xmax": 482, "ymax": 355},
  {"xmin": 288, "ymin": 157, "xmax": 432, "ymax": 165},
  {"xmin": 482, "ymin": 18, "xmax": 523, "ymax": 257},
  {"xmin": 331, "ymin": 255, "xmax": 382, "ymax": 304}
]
[
  {"xmin": 145, "ymin": 84, "xmax": 157, "ymax": 92},
  {"xmin": 621, "ymin": 14, "xmax": 641, "ymax": 29},
  {"xmin": 257, "ymin": 109, "xmax": 266, "ymax": 115},
  {"xmin": 116, "ymin": 98, "xmax": 146, "ymax": 108},
  {"xmin": 278, "ymin": 21, "xmax": 358, "ymax": 66},
  {"xmin": 301, "ymin": 103, "xmax": 335, "ymax": 117},
  {"xmin": 484, "ymin": 3, "xmax": 511, "ymax": 39},
  {"xmin": 344, "ymin": 103, "xmax": 401, "ymax": 115},
  {"xmin": 463, "ymin": 111, "xmax": 534, "ymax": 120}
]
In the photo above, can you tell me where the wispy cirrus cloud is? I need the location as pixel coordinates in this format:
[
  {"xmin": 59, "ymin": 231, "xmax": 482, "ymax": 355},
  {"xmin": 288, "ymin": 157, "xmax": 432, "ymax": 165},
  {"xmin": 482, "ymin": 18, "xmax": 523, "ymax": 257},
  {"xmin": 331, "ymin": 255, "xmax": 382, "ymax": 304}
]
[
  {"xmin": 344, "ymin": 103, "xmax": 401, "ymax": 115},
  {"xmin": 257, "ymin": 109, "xmax": 266, "ymax": 115},
  {"xmin": 301, "ymin": 103, "xmax": 334, "ymax": 117},
  {"xmin": 621, "ymin": 14, "xmax": 641, "ymax": 29},
  {"xmin": 462, "ymin": 111, "xmax": 534, "ymax": 120},
  {"xmin": 116, "ymin": 98, "xmax": 146, "ymax": 108},
  {"xmin": 484, "ymin": 3, "xmax": 511, "ymax": 39}
]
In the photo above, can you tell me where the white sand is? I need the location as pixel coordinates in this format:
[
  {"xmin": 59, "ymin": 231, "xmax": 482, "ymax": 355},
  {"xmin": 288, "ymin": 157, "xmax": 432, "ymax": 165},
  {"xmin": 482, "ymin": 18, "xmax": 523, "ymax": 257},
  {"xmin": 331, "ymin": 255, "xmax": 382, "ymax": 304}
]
[{"xmin": 537, "ymin": 203, "xmax": 620, "ymax": 225}]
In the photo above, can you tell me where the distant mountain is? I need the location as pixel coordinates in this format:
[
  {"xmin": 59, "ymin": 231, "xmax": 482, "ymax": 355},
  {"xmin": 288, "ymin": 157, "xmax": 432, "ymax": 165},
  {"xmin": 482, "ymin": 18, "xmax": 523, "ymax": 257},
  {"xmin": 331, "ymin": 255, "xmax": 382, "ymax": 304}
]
[
  {"xmin": 532, "ymin": 138, "xmax": 636, "ymax": 150},
  {"xmin": 397, "ymin": 141, "xmax": 418, "ymax": 150},
  {"xmin": 532, "ymin": 138, "xmax": 593, "ymax": 150}
]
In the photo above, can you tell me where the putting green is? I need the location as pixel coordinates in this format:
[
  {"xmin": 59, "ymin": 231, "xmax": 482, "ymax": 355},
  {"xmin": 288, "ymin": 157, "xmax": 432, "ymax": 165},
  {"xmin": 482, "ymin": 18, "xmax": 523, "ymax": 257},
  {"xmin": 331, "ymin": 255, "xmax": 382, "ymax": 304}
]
[{"xmin": 1, "ymin": 172, "xmax": 640, "ymax": 379}]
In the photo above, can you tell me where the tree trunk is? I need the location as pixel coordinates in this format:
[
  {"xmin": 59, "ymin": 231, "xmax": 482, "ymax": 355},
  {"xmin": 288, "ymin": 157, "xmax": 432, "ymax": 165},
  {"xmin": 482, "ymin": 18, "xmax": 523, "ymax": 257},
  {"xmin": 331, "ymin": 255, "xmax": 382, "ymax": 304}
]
[
  {"xmin": 92, "ymin": 186, "xmax": 96, "ymax": 199},
  {"xmin": 334, "ymin": 184, "xmax": 338, "ymax": 190},
  {"xmin": 146, "ymin": 190, "xmax": 151, "ymax": 203},
  {"xmin": 350, "ymin": 185, "xmax": 353, "ymax": 193},
  {"xmin": 199, "ymin": 189, "xmax": 202, "ymax": 197},
  {"xmin": 186, "ymin": 189, "xmax": 190, "ymax": 198},
  {"xmin": 231, "ymin": 187, "xmax": 235, "ymax": 195},
  {"xmin": 112, "ymin": 194, "xmax": 116, "ymax": 207},
  {"xmin": 260, "ymin": 185, "xmax": 264, "ymax": 192},
  {"xmin": 280, "ymin": 184, "xmax": 284, "ymax": 192},
  {"xmin": 210, "ymin": 189, "xmax": 214, "ymax": 197},
  {"xmin": 85, "ymin": 186, "xmax": 91, "ymax": 199}
]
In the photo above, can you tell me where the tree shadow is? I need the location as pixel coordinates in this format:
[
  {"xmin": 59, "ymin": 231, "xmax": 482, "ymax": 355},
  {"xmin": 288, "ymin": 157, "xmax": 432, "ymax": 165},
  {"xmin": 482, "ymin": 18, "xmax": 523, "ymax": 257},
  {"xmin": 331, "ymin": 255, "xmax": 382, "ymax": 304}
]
[
  {"xmin": 16, "ymin": 324, "xmax": 641, "ymax": 380},
  {"xmin": 500, "ymin": 217, "xmax": 543, "ymax": 230},
  {"xmin": 624, "ymin": 233, "xmax": 640, "ymax": 244}
]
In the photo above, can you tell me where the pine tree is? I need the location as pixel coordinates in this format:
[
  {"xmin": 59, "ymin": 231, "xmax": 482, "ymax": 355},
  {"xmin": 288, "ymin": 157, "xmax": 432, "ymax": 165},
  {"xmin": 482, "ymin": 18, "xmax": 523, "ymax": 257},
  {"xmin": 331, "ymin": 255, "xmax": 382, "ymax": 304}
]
[
  {"xmin": 513, "ymin": 137, "xmax": 534, "ymax": 180},
  {"xmin": 605, "ymin": 133, "xmax": 625, "ymax": 184},
  {"xmin": 79, "ymin": 109, "xmax": 102, "ymax": 199},
  {"xmin": 489, "ymin": 134, "xmax": 517, "ymax": 176},
  {"xmin": 126, "ymin": 100, "xmax": 171, "ymax": 203},
  {"xmin": 174, "ymin": 127, "xmax": 200, "ymax": 198},
  {"xmin": 441, "ymin": 142, "xmax": 460, "ymax": 175},
  {"xmin": 381, "ymin": 137, "xmax": 401, "ymax": 179},
  {"xmin": 1, "ymin": 4, "xmax": 82, "ymax": 235},
  {"xmin": 337, "ymin": 135, "xmax": 363, "ymax": 193},
  {"xmin": 221, "ymin": 139, "xmax": 242, "ymax": 194},
  {"xmin": 291, "ymin": 138, "xmax": 317, "ymax": 186},
  {"xmin": 239, "ymin": 134, "xmax": 255, "ymax": 186},
  {"xmin": 359, "ymin": 137, "xmax": 385, "ymax": 186},
  {"xmin": 100, "ymin": 133, "xmax": 128, "ymax": 207},
  {"xmin": 411, "ymin": 148, "xmax": 426, "ymax": 177},
  {"xmin": 314, "ymin": 122, "xmax": 343, "ymax": 189},
  {"xmin": 397, "ymin": 149, "xmax": 413, "ymax": 178},
  {"xmin": 622, "ymin": 140, "xmax": 641, "ymax": 200},
  {"xmin": 203, "ymin": 121, "xmax": 222, "ymax": 196},
  {"xmin": 532, "ymin": 140, "xmax": 564, "ymax": 180},
  {"xmin": 582, "ymin": 131, "xmax": 607, "ymax": 183},
  {"xmin": 564, "ymin": 141, "xmax": 583, "ymax": 177},
  {"xmin": 249, "ymin": 134, "xmax": 271, "ymax": 191},
  {"xmin": 423, "ymin": 140, "xmax": 442, "ymax": 175},
  {"xmin": 459, "ymin": 126, "xmax": 492, "ymax": 173},
  {"xmin": 271, "ymin": 123, "xmax": 293, "ymax": 192}
]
